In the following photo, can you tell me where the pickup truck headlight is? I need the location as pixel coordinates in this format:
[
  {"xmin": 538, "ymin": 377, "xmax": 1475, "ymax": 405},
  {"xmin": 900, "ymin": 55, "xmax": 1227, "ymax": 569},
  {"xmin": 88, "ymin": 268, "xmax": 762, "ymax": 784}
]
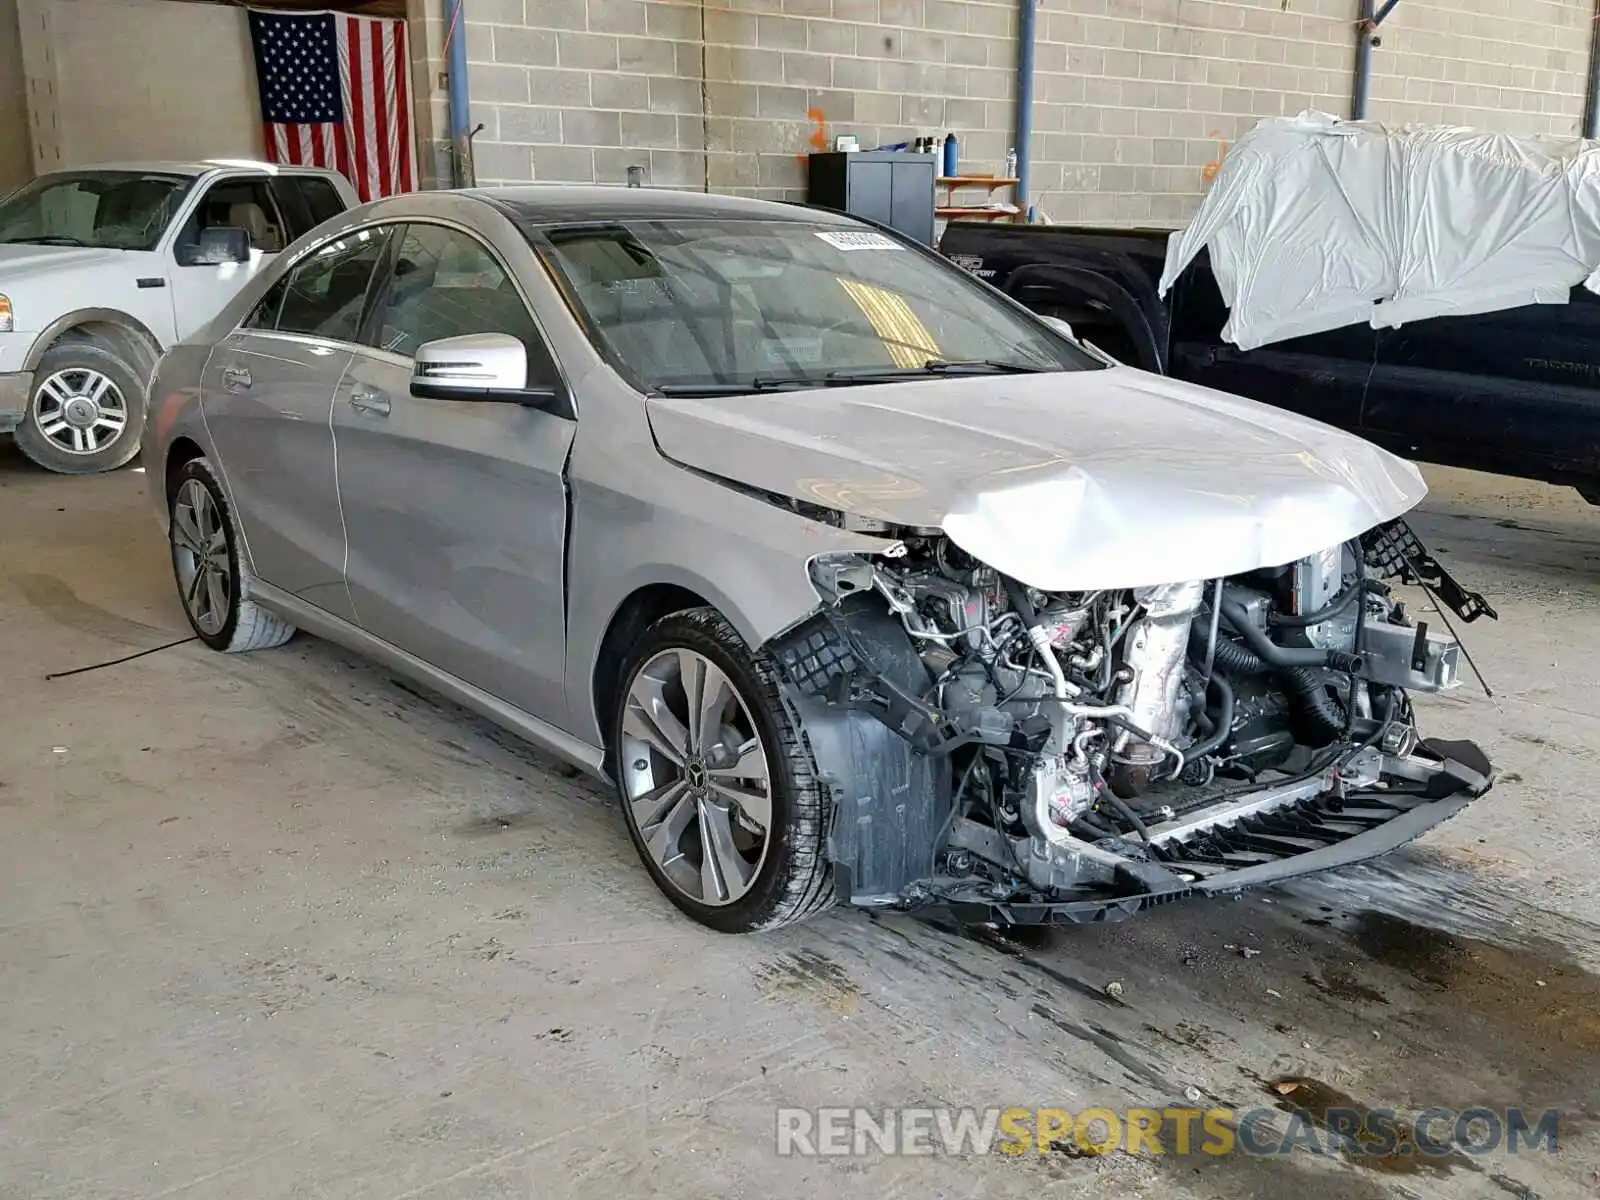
[{"xmin": 0, "ymin": 295, "xmax": 11, "ymax": 333}]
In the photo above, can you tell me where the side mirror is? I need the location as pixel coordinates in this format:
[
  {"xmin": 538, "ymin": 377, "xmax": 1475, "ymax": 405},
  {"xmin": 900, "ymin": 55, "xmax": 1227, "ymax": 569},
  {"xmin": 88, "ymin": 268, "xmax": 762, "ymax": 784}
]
[
  {"xmin": 1039, "ymin": 314, "xmax": 1121, "ymax": 366},
  {"xmin": 411, "ymin": 332, "xmax": 557, "ymax": 408},
  {"xmin": 1039, "ymin": 314, "xmax": 1075, "ymax": 340},
  {"xmin": 182, "ymin": 226, "xmax": 251, "ymax": 266}
]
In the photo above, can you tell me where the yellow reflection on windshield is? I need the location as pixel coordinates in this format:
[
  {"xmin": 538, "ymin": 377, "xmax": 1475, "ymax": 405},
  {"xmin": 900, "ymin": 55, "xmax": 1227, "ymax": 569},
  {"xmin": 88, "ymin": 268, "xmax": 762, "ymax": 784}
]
[{"xmin": 836, "ymin": 278, "xmax": 940, "ymax": 368}]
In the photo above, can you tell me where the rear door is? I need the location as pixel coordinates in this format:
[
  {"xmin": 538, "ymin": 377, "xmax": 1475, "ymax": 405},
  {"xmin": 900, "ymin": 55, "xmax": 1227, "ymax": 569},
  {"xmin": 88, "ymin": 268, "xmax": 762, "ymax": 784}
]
[
  {"xmin": 201, "ymin": 225, "xmax": 390, "ymax": 615},
  {"xmin": 1361, "ymin": 288, "xmax": 1600, "ymax": 483},
  {"xmin": 331, "ymin": 219, "xmax": 577, "ymax": 726},
  {"xmin": 1168, "ymin": 254, "xmax": 1375, "ymax": 435}
]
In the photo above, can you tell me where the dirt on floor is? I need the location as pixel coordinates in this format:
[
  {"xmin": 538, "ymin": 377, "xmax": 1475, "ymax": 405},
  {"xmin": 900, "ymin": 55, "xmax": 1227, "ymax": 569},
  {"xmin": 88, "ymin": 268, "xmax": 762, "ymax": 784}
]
[{"xmin": 1, "ymin": 447, "xmax": 1598, "ymax": 1200}]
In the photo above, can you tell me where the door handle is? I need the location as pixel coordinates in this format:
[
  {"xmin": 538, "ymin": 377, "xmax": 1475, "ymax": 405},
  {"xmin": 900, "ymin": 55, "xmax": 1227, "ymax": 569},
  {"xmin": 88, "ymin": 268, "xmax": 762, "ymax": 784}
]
[
  {"xmin": 222, "ymin": 365, "xmax": 252, "ymax": 391},
  {"xmin": 349, "ymin": 384, "xmax": 391, "ymax": 416}
]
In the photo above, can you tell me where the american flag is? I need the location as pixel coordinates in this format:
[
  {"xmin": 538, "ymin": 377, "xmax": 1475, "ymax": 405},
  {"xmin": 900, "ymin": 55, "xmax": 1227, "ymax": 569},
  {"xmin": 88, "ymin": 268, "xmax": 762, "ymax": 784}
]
[{"xmin": 247, "ymin": 9, "xmax": 415, "ymax": 202}]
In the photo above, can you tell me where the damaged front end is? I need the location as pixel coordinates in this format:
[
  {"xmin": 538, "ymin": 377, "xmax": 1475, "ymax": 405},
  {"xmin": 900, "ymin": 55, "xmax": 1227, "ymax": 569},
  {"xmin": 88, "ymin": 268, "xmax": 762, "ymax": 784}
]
[{"xmin": 768, "ymin": 520, "xmax": 1497, "ymax": 926}]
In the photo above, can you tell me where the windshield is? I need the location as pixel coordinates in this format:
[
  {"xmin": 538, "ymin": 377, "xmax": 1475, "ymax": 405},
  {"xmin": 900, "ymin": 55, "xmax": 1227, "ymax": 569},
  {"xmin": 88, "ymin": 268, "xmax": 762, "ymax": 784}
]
[
  {"xmin": 0, "ymin": 171, "xmax": 193, "ymax": 251},
  {"xmin": 534, "ymin": 217, "xmax": 1103, "ymax": 394}
]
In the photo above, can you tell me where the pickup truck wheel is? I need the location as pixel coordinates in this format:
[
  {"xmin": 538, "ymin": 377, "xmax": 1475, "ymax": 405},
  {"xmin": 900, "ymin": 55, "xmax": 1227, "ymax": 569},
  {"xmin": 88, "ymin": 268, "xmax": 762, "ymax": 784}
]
[
  {"xmin": 15, "ymin": 342, "xmax": 146, "ymax": 475},
  {"xmin": 612, "ymin": 608, "xmax": 836, "ymax": 933}
]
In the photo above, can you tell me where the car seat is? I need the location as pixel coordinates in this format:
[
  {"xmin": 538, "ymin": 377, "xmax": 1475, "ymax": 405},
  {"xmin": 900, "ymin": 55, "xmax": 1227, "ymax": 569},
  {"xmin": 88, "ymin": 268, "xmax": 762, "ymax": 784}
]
[{"xmin": 227, "ymin": 202, "xmax": 282, "ymax": 253}]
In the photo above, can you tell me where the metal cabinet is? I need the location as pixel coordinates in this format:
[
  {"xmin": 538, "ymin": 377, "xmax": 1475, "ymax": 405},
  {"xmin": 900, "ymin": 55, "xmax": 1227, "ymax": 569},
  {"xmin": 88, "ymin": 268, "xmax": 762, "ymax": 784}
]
[{"xmin": 806, "ymin": 151, "xmax": 937, "ymax": 246}]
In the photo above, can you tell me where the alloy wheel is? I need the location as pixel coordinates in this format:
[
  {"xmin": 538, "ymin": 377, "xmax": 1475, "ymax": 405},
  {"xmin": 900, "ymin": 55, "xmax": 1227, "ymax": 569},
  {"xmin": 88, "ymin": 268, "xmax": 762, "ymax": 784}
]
[
  {"xmin": 32, "ymin": 368, "xmax": 129, "ymax": 456},
  {"xmin": 171, "ymin": 479, "xmax": 233, "ymax": 637},
  {"xmin": 621, "ymin": 648, "xmax": 774, "ymax": 906}
]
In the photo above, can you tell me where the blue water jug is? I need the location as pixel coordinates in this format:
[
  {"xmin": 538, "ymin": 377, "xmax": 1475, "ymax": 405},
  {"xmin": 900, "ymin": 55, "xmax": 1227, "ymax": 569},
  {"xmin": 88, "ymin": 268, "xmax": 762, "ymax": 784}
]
[{"xmin": 941, "ymin": 132, "xmax": 958, "ymax": 177}]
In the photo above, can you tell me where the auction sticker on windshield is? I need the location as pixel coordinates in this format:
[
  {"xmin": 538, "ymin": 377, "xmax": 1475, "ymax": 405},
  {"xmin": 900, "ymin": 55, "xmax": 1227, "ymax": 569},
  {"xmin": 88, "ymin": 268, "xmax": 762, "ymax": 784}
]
[{"xmin": 815, "ymin": 230, "xmax": 902, "ymax": 251}]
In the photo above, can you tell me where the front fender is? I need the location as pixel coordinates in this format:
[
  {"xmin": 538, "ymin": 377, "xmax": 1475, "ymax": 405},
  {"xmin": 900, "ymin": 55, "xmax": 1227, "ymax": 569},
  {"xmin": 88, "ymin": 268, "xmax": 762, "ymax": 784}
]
[
  {"xmin": 562, "ymin": 462, "xmax": 889, "ymax": 747},
  {"xmin": 140, "ymin": 343, "xmax": 216, "ymax": 532}
]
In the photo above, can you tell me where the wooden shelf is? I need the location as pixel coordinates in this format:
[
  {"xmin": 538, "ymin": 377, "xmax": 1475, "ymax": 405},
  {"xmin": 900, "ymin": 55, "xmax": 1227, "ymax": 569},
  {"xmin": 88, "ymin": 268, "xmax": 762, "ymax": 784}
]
[
  {"xmin": 936, "ymin": 206, "xmax": 1019, "ymax": 221},
  {"xmin": 937, "ymin": 176, "xmax": 1019, "ymax": 189}
]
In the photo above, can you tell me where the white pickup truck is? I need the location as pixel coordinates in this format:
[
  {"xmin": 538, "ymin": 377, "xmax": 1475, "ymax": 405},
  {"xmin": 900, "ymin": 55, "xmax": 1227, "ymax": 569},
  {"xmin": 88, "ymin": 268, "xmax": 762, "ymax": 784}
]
[{"xmin": 0, "ymin": 161, "xmax": 359, "ymax": 473}]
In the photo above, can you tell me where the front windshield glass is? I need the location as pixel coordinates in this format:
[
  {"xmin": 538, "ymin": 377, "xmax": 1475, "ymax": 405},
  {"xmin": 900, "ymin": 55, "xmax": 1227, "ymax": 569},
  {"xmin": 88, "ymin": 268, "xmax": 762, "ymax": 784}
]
[
  {"xmin": 535, "ymin": 217, "xmax": 1103, "ymax": 394},
  {"xmin": 0, "ymin": 171, "xmax": 193, "ymax": 251}
]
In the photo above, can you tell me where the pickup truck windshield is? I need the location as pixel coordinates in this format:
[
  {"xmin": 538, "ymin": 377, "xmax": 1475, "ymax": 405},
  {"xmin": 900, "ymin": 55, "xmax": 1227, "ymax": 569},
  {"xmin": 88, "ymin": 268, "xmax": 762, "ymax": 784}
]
[
  {"xmin": 537, "ymin": 218, "xmax": 1102, "ymax": 394},
  {"xmin": 0, "ymin": 170, "xmax": 193, "ymax": 252}
]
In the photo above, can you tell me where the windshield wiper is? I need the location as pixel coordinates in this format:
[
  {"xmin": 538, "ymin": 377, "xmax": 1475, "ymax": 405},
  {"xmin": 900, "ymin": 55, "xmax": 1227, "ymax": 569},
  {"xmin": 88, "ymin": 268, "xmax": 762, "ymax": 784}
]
[
  {"xmin": 825, "ymin": 359, "xmax": 1048, "ymax": 381},
  {"xmin": 652, "ymin": 379, "xmax": 816, "ymax": 397},
  {"xmin": 650, "ymin": 359, "xmax": 1047, "ymax": 397},
  {"xmin": 0, "ymin": 234, "xmax": 90, "ymax": 246}
]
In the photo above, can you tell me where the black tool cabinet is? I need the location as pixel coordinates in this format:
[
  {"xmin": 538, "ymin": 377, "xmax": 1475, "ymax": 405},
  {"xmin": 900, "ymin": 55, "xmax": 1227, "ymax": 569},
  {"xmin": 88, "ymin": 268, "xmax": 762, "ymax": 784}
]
[{"xmin": 805, "ymin": 151, "xmax": 937, "ymax": 246}]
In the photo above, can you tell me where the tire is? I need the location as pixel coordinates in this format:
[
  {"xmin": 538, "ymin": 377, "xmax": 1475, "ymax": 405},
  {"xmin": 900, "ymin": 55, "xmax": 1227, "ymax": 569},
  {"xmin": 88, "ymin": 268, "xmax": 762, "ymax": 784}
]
[
  {"xmin": 611, "ymin": 607, "xmax": 835, "ymax": 933},
  {"xmin": 14, "ymin": 341, "xmax": 147, "ymax": 474},
  {"xmin": 168, "ymin": 456, "xmax": 296, "ymax": 653}
]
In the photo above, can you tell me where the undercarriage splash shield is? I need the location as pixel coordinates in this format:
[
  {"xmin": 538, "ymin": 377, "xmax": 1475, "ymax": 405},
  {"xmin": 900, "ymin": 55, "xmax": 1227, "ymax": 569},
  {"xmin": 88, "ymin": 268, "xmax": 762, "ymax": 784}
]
[{"xmin": 770, "ymin": 602, "xmax": 951, "ymax": 904}]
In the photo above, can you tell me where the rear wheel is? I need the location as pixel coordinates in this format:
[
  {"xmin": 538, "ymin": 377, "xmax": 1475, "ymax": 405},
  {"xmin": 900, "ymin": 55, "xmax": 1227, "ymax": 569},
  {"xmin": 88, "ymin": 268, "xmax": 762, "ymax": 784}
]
[
  {"xmin": 14, "ymin": 341, "xmax": 146, "ymax": 474},
  {"xmin": 612, "ymin": 608, "xmax": 835, "ymax": 933}
]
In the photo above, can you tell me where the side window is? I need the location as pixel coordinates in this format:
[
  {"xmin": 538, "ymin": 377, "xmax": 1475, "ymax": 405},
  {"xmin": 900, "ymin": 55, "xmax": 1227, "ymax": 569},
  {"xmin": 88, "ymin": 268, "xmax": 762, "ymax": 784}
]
[
  {"xmin": 296, "ymin": 178, "xmax": 348, "ymax": 228},
  {"xmin": 367, "ymin": 224, "xmax": 552, "ymax": 380},
  {"xmin": 243, "ymin": 276, "xmax": 288, "ymax": 331},
  {"xmin": 176, "ymin": 177, "xmax": 289, "ymax": 257},
  {"xmin": 275, "ymin": 227, "xmax": 389, "ymax": 342},
  {"xmin": 271, "ymin": 175, "xmax": 349, "ymax": 241}
]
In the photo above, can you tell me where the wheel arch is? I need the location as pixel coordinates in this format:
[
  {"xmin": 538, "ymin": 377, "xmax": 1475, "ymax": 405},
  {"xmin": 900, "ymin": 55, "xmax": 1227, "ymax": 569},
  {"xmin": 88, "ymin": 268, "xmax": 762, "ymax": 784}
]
[
  {"xmin": 25, "ymin": 309, "xmax": 165, "ymax": 383},
  {"xmin": 590, "ymin": 581, "xmax": 717, "ymax": 769},
  {"xmin": 164, "ymin": 436, "xmax": 209, "ymax": 504}
]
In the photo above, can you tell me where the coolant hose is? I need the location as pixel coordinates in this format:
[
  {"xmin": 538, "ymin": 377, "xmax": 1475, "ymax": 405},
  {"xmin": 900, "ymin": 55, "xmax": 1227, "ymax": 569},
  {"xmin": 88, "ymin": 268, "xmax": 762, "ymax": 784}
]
[
  {"xmin": 1202, "ymin": 631, "xmax": 1270, "ymax": 676},
  {"xmin": 1102, "ymin": 791, "xmax": 1152, "ymax": 842},
  {"xmin": 1002, "ymin": 574, "xmax": 1069, "ymax": 699},
  {"xmin": 1182, "ymin": 671, "xmax": 1236, "ymax": 761},
  {"xmin": 1267, "ymin": 578, "xmax": 1385, "ymax": 628},
  {"xmin": 1219, "ymin": 598, "xmax": 1363, "ymax": 671},
  {"xmin": 1281, "ymin": 665, "xmax": 1346, "ymax": 745}
]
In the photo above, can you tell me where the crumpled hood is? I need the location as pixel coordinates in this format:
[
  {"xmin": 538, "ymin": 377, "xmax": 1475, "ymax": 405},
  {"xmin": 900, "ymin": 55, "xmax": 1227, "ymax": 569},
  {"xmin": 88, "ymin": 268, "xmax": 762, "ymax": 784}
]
[
  {"xmin": 646, "ymin": 366, "xmax": 1427, "ymax": 591},
  {"xmin": 0, "ymin": 243, "xmax": 124, "ymax": 281}
]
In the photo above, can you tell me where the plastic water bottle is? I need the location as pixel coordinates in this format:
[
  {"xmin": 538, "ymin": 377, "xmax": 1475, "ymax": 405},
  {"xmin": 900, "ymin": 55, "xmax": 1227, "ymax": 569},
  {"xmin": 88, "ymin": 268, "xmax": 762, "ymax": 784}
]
[{"xmin": 1005, "ymin": 147, "xmax": 1018, "ymax": 178}]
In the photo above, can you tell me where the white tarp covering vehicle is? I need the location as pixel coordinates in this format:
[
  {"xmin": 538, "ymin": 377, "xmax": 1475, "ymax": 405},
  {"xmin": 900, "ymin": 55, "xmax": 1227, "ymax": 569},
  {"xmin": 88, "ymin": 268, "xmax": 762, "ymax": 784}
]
[{"xmin": 1160, "ymin": 111, "xmax": 1600, "ymax": 351}]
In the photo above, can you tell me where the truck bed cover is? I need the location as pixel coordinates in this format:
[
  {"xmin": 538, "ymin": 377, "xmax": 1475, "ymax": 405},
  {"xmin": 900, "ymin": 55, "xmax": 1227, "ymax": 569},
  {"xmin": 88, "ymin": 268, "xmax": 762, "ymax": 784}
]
[{"xmin": 1159, "ymin": 111, "xmax": 1600, "ymax": 350}]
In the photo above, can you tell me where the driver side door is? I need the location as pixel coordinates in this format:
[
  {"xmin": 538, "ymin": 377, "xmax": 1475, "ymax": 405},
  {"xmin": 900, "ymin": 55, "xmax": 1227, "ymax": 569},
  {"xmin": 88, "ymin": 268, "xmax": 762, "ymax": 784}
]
[
  {"xmin": 166, "ymin": 174, "xmax": 288, "ymax": 340},
  {"xmin": 332, "ymin": 220, "xmax": 578, "ymax": 727}
]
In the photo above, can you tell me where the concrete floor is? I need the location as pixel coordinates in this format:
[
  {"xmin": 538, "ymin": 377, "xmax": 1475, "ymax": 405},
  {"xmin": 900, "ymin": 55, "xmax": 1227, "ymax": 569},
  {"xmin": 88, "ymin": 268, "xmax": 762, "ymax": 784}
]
[{"xmin": 2, "ymin": 443, "xmax": 1598, "ymax": 1200}]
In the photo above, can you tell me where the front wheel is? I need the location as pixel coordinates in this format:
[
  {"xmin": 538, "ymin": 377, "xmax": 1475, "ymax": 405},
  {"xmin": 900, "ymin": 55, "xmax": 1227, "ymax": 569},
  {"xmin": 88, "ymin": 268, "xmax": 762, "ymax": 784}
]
[
  {"xmin": 14, "ymin": 342, "xmax": 146, "ymax": 474},
  {"xmin": 612, "ymin": 608, "xmax": 835, "ymax": 933}
]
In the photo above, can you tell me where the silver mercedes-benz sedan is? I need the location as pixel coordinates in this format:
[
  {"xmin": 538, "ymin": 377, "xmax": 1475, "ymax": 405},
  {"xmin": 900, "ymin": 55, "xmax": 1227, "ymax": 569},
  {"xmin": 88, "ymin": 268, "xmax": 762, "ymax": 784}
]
[{"xmin": 143, "ymin": 186, "xmax": 1496, "ymax": 933}]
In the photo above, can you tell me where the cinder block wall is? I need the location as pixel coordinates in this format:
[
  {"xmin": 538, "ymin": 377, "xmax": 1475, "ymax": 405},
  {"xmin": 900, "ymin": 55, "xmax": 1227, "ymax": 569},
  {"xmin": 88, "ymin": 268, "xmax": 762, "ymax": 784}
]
[
  {"xmin": 1031, "ymin": 0, "xmax": 1591, "ymax": 226},
  {"xmin": 0, "ymin": 0, "xmax": 28, "ymax": 192},
  {"xmin": 465, "ymin": 0, "xmax": 1018, "ymax": 196},
  {"xmin": 1367, "ymin": 0, "xmax": 1590, "ymax": 130},
  {"xmin": 462, "ymin": 0, "xmax": 1595, "ymax": 226}
]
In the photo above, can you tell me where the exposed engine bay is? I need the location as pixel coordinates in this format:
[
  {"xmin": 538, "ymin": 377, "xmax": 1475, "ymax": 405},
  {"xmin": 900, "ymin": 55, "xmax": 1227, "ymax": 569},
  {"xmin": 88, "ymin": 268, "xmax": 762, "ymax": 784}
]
[{"xmin": 773, "ymin": 519, "xmax": 1497, "ymax": 926}]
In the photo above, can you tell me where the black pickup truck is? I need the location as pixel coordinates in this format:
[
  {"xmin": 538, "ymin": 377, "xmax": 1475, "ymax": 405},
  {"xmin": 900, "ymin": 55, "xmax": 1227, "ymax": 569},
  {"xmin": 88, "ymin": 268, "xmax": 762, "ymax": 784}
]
[{"xmin": 940, "ymin": 222, "xmax": 1600, "ymax": 504}]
